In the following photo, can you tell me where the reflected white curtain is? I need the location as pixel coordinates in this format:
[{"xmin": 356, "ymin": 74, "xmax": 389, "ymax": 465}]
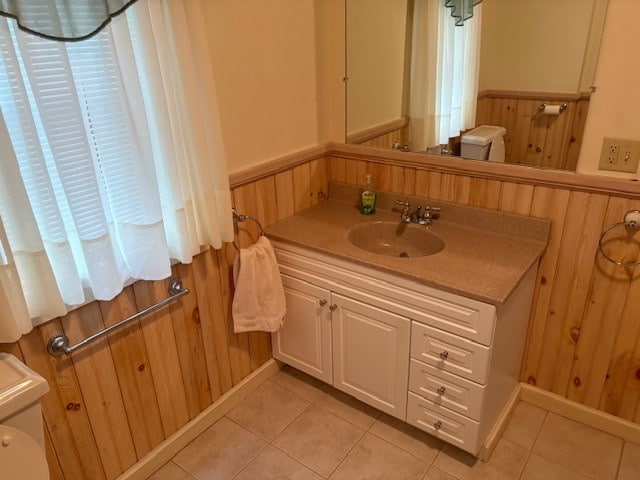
[
  {"xmin": 409, "ymin": 0, "xmax": 482, "ymax": 151},
  {"xmin": 0, "ymin": 0, "xmax": 233, "ymax": 343}
]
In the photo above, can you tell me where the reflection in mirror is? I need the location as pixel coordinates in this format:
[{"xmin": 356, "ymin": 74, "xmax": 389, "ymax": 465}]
[{"xmin": 346, "ymin": 0, "xmax": 608, "ymax": 172}]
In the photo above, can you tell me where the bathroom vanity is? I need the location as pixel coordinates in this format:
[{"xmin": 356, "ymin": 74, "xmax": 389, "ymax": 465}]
[{"xmin": 266, "ymin": 184, "xmax": 549, "ymax": 456}]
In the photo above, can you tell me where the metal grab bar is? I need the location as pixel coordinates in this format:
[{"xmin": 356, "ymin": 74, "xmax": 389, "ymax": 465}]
[{"xmin": 47, "ymin": 279, "xmax": 189, "ymax": 356}]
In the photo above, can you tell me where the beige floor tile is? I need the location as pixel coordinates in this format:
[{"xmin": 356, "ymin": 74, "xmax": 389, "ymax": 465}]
[
  {"xmin": 173, "ymin": 417, "xmax": 266, "ymax": 480},
  {"xmin": 273, "ymin": 405, "xmax": 365, "ymax": 477},
  {"xmin": 329, "ymin": 432, "xmax": 429, "ymax": 480},
  {"xmin": 369, "ymin": 413, "xmax": 444, "ymax": 463},
  {"xmin": 234, "ymin": 445, "xmax": 323, "ymax": 480},
  {"xmin": 532, "ymin": 412, "xmax": 623, "ymax": 480},
  {"xmin": 422, "ymin": 466, "xmax": 459, "ymax": 480},
  {"xmin": 270, "ymin": 365, "xmax": 328, "ymax": 402},
  {"xmin": 147, "ymin": 462, "xmax": 195, "ymax": 480},
  {"xmin": 618, "ymin": 441, "xmax": 640, "ymax": 480},
  {"xmin": 314, "ymin": 388, "xmax": 381, "ymax": 429},
  {"xmin": 521, "ymin": 453, "xmax": 593, "ymax": 480},
  {"xmin": 501, "ymin": 401, "xmax": 547, "ymax": 450},
  {"xmin": 226, "ymin": 380, "xmax": 309, "ymax": 441},
  {"xmin": 433, "ymin": 439, "xmax": 528, "ymax": 480}
]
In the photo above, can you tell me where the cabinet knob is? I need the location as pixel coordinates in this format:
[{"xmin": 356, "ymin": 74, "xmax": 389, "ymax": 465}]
[
  {"xmin": 433, "ymin": 420, "xmax": 442, "ymax": 430},
  {"xmin": 436, "ymin": 386, "xmax": 446, "ymax": 395},
  {"xmin": 329, "ymin": 304, "xmax": 338, "ymax": 311},
  {"xmin": 319, "ymin": 299, "xmax": 327, "ymax": 306},
  {"xmin": 439, "ymin": 350, "xmax": 449, "ymax": 360}
]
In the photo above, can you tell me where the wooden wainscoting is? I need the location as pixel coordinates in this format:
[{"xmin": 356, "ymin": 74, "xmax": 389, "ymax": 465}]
[
  {"xmin": 0, "ymin": 156, "xmax": 330, "ymax": 480},
  {"xmin": 347, "ymin": 118, "xmax": 410, "ymax": 149},
  {"xmin": 329, "ymin": 153, "xmax": 640, "ymax": 426},
  {"xmin": 476, "ymin": 90, "xmax": 590, "ymax": 171}
]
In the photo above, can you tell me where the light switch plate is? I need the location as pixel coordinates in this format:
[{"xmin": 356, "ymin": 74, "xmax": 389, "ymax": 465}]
[{"xmin": 599, "ymin": 137, "xmax": 640, "ymax": 173}]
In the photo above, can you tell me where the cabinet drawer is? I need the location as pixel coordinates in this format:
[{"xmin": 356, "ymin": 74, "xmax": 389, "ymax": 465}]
[
  {"xmin": 411, "ymin": 322, "xmax": 490, "ymax": 384},
  {"xmin": 409, "ymin": 359, "xmax": 485, "ymax": 420},
  {"xmin": 406, "ymin": 392, "xmax": 480, "ymax": 454},
  {"xmin": 274, "ymin": 246, "xmax": 496, "ymax": 346}
]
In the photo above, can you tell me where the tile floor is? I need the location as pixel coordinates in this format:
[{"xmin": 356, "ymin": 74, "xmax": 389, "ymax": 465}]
[{"xmin": 148, "ymin": 366, "xmax": 640, "ymax": 480}]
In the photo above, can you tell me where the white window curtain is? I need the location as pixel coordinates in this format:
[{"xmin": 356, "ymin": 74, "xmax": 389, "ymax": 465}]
[
  {"xmin": 409, "ymin": 0, "xmax": 482, "ymax": 151},
  {"xmin": 0, "ymin": 0, "xmax": 234, "ymax": 343}
]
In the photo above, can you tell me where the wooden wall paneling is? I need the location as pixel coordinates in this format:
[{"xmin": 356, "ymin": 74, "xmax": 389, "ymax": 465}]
[
  {"xmin": 500, "ymin": 98, "xmax": 518, "ymax": 164},
  {"xmin": 292, "ymin": 162, "xmax": 312, "ymax": 213},
  {"xmin": 169, "ymin": 262, "xmax": 212, "ymax": 417},
  {"xmin": 330, "ymin": 156, "xmax": 347, "ymax": 183},
  {"xmin": 414, "ymin": 170, "xmax": 431, "ymax": 198},
  {"xmin": 317, "ymin": 157, "xmax": 331, "ymax": 203},
  {"xmin": 0, "ymin": 340, "xmax": 22, "ymax": 357},
  {"xmin": 367, "ymin": 161, "xmax": 382, "ymax": 192},
  {"xmin": 98, "ymin": 287, "xmax": 164, "ymax": 458},
  {"xmin": 229, "ymin": 186, "xmax": 257, "ymax": 378},
  {"xmin": 43, "ymin": 419, "xmax": 65, "ymax": 480},
  {"xmin": 60, "ymin": 303, "xmax": 137, "ymax": 478},
  {"xmin": 520, "ymin": 186, "xmax": 571, "ymax": 386},
  {"xmin": 510, "ymin": 99, "xmax": 535, "ymax": 166},
  {"xmin": 378, "ymin": 163, "xmax": 394, "ymax": 192},
  {"xmin": 345, "ymin": 157, "xmax": 358, "ymax": 186},
  {"xmin": 254, "ymin": 176, "xmax": 280, "ymax": 225},
  {"xmin": 468, "ymin": 178, "xmax": 501, "ymax": 210},
  {"xmin": 274, "ymin": 169, "xmax": 296, "ymax": 221},
  {"xmin": 132, "ymin": 280, "xmax": 190, "ymax": 437},
  {"xmin": 232, "ymin": 182, "xmax": 273, "ymax": 370},
  {"xmin": 355, "ymin": 159, "xmax": 368, "ymax": 188},
  {"xmin": 403, "ymin": 167, "xmax": 416, "ymax": 196},
  {"xmin": 498, "ymin": 182, "xmax": 535, "ymax": 215},
  {"xmin": 565, "ymin": 99, "xmax": 590, "ymax": 171},
  {"xmin": 214, "ymin": 244, "xmax": 251, "ymax": 384},
  {"xmin": 567, "ymin": 198, "xmax": 640, "ymax": 407},
  {"xmin": 19, "ymin": 321, "xmax": 106, "ymax": 480},
  {"xmin": 535, "ymin": 192, "xmax": 608, "ymax": 394},
  {"xmin": 428, "ymin": 171, "xmax": 443, "ymax": 200}
]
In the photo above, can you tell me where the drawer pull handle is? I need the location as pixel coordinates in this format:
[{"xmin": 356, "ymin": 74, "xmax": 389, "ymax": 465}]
[
  {"xmin": 329, "ymin": 304, "xmax": 338, "ymax": 311},
  {"xmin": 439, "ymin": 350, "xmax": 449, "ymax": 360},
  {"xmin": 434, "ymin": 420, "xmax": 442, "ymax": 430},
  {"xmin": 319, "ymin": 299, "xmax": 327, "ymax": 306},
  {"xmin": 436, "ymin": 386, "xmax": 446, "ymax": 395}
]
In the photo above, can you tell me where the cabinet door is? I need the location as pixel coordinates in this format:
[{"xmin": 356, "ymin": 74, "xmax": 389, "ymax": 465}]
[
  {"xmin": 331, "ymin": 293, "xmax": 410, "ymax": 420},
  {"xmin": 271, "ymin": 274, "xmax": 333, "ymax": 384}
]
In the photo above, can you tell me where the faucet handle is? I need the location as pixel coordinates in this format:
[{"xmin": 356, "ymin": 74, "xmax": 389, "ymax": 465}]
[
  {"xmin": 394, "ymin": 200, "xmax": 410, "ymax": 208},
  {"xmin": 424, "ymin": 206, "xmax": 441, "ymax": 212}
]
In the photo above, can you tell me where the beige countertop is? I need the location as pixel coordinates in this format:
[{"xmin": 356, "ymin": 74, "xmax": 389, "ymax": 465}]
[{"xmin": 265, "ymin": 183, "xmax": 550, "ymax": 305}]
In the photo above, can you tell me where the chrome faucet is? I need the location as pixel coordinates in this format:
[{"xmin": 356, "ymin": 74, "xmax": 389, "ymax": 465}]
[{"xmin": 394, "ymin": 200, "xmax": 441, "ymax": 225}]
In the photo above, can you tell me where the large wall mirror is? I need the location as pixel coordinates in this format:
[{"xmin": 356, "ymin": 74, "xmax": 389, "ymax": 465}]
[{"xmin": 346, "ymin": 0, "xmax": 608, "ymax": 172}]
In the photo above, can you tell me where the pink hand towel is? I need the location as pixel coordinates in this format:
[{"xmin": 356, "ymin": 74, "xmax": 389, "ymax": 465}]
[{"xmin": 232, "ymin": 236, "xmax": 286, "ymax": 333}]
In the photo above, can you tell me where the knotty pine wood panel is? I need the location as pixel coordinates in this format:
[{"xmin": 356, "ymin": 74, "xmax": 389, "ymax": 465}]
[
  {"xmin": 476, "ymin": 96, "xmax": 589, "ymax": 171},
  {"xmin": 329, "ymin": 155, "xmax": 640, "ymax": 426},
  {"xmin": 356, "ymin": 125, "xmax": 409, "ymax": 149},
  {"xmin": 0, "ymin": 158, "xmax": 330, "ymax": 479}
]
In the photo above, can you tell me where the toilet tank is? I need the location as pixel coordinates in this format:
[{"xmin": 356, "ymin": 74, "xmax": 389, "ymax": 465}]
[
  {"xmin": 461, "ymin": 125, "xmax": 507, "ymax": 162},
  {"xmin": 0, "ymin": 353, "xmax": 49, "ymax": 447}
]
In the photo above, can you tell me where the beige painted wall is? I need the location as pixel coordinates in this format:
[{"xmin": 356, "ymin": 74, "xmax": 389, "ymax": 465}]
[
  {"xmin": 577, "ymin": 0, "xmax": 640, "ymax": 177},
  {"xmin": 202, "ymin": 0, "xmax": 320, "ymax": 173},
  {"xmin": 479, "ymin": 0, "xmax": 595, "ymax": 93},
  {"xmin": 346, "ymin": 0, "xmax": 408, "ymax": 136}
]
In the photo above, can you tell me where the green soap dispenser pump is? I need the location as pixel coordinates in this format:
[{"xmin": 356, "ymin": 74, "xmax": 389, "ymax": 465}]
[{"xmin": 361, "ymin": 173, "xmax": 376, "ymax": 215}]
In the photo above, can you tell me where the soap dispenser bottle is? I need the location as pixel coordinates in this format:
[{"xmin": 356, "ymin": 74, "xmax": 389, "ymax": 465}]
[{"xmin": 361, "ymin": 174, "xmax": 376, "ymax": 215}]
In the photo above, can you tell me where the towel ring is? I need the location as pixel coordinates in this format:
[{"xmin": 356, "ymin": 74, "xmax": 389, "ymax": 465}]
[
  {"xmin": 232, "ymin": 208, "xmax": 265, "ymax": 252},
  {"xmin": 598, "ymin": 210, "xmax": 640, "ymax": 268}
]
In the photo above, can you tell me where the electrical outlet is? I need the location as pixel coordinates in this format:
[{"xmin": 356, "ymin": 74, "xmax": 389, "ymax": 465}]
[{"xmin": 599, "ymin": 137, "xmax": 640, "ymax": 173}]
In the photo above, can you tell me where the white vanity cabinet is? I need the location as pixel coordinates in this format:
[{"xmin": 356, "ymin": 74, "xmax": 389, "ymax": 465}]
[
  {"xmin": 273, "ymin": 274, "xmax": 411, "ymax": 419},
  {"xmin": 271, "ymin": 242, "xmax": 536, "ymax": 455}
]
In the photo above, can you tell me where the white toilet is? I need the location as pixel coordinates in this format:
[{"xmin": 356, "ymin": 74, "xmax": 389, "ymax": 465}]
[
  {"xmin": 461, "ymin": 125, "xmax": 507, "ymax": 163},
  {"xmin": 0, "ymin": 353, "xmax": 50, "ymax": 479}
]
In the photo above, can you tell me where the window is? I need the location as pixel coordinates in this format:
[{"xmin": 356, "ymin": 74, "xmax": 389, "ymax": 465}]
[{"xmin": 0, "ymin": 1, "xmax": 233, "ymax": 342}]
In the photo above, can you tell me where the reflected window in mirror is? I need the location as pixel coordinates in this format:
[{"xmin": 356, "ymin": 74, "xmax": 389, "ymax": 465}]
[{"xmin": 346, "ymin": 0, "xmax": 607, "ymax": 172}]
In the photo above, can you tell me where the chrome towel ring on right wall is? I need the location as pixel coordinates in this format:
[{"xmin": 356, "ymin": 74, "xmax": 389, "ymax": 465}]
[{"xmin": 598, "ymin": 210, "xmax": 640, "ymax": 268}]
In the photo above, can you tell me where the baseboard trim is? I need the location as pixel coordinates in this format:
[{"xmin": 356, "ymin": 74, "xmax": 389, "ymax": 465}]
[
  {"xmin": 520, "ymin": 383, "xmax": 640, "ymax": 445},
  {"xmin": 479, "ymin": 384, "xmax": 522, "ymax": 461},
  {"xmin": 116, "ymin": 359, "xmax": 280, "ymax": 480}
]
